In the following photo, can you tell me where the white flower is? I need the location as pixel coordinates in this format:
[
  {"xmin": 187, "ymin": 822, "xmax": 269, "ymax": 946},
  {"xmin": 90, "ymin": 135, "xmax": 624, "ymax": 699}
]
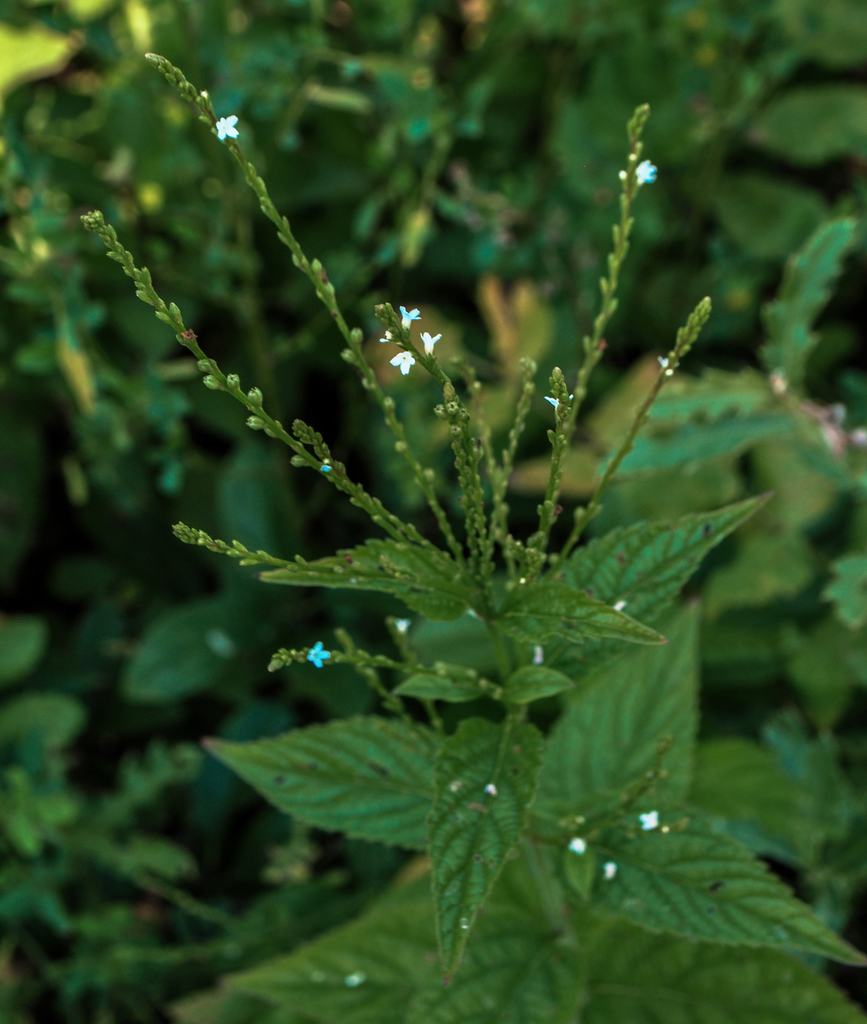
[
  {"xmin": 395, "ymin": 619, "xmax": 411, "ymax": 633},
  {"xmin": 379, "ymin": 331, "xmax": 393, "ymax": 344},
  {"xmin": 658, "ymin": 356, "xmax": 669, "ymax": 368},
  {"xmin": 568, "ymin": 837, "xmax": 587, "ymax": 855},
  {"xmin": 544, "ymin": 394, "xmax": 574, "ymax": 410},
  {"xmin": 390, "ymin": 351, "xmax": 416, "ymax": 376},
  {"xmin": 485, "ymin": 783, "xmax": 498, "ymax": 796},
  {"xmin": 421, "ymin": 331, "xmax": 441, "ymax": 356},
  {"xmin": 533, "ymin": 645, "xmax": 544, "ymax": 665},
  {"xmin": 639, "ymin": 810, "xmax": 659, "ymax": 831},
  {"xmin": 215, "ymin": 115, "xmax": 239, "ymax": 141},
  {"xmin": 636, "ymin": 160, "xmax": 657, "ymax": 184},
  {"xmin": 400, "ymin": 306, "xmax": 420, "ymax": 328},
  {"xmin": 613, "ymin": 600, "xmax": 627, "ymax": 612},
  {"xmin": 603, "ymin": 861, "xmax": 618, "ymax": 880}
]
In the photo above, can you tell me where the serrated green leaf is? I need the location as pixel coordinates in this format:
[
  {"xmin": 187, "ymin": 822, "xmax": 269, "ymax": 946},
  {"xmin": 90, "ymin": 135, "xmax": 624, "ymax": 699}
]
[
  {"xmin": 428, "ymin": 719, "xmax": 544, "ymax": 980},
  {"xmin": 554, "ymin": 496, "xmax": 768, "ymax": 675},
  {"xmin": 260, "ymin": 539, "xmax": 470, "ymax": 621},
  {"xmin": 228, "ymin": 898, "xmax": 437, "ymax": 1024},
  {"xmin": 584, "ymin": 921, "xmax": 867, "ymax": 1024},
  {"xmin": 536, "ymin": 606, "xmax": 698, "ymax": 824},
  {"xmin": 618, "ymin": 415, "xmax": 792, "ymax": 474},
  {"xmin": 824, "ymin": 554, "xmax": 867, "ymax": 629},
  {"xmin": 394, "ymin": 669, "xmax": 489, "ymax": 703},
  {"xmin": 206, "ymin": 717, "xmax": 439, "ymax": 848},
  {"xmin": 498, "ymin": 580, "xmax": 665, "ymax": 647},
  {"xmin": 761, "ymin": 219, "xmax": 857, "ymax": 388},
  {"xmin": 408, "ymin": 906, "xmax": 584, "ymax": 1024},
  {"xmin": 590, "ymin": 815, "xmax": 866, "ymax": 964},
  {"xmin": 504, "ymin": 666, "xmax": 575, "ymax": 704}
]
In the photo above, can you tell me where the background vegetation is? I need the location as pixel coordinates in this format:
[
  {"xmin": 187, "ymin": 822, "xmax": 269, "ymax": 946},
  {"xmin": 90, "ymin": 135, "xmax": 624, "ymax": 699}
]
[{"xmin": 3, "ymin": 0, "xmax": 867, "ymax": 1020}]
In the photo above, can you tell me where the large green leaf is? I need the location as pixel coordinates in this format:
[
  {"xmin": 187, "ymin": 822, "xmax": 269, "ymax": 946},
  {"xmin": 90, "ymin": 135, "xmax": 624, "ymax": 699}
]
[
  {"xmin": 497, "ymin": 580, "xmax": 665, "ymax": 647},
  {"xmin": 649, "ymin": 367, "xmax": 772, "ymax": 425},
  {"xmin": 753, "ymin": 86, "xmax": 867, "ymax": 165},
  {"xmin": 590, "ymin": 815, "xmax": 866, "ymax": 964},
  {"xmin": 776, "ymin": 0, "xmax": 867, "ymax": 69},
  {"xmin": 504, "ymin": 666, "xmax": 575, "ymax": 704},
  {"xmin": 704, "ymin": 533, "xmax": 816, "ymax": 619},
  {"xmin": 554, "ymin": 496, "xmax": 767, "ymax": 674},
  {"xmin": 228, "ymin": 898, "xmax": 438, "ymax": 1024},
  {"xmin": 428, "ymin": 718, "xmax": 544, "ymax": 980},
  {"xmin": 536, "ymin": 606, "xmax": 698, "ymax": 825},
  {"xmin": 761, "ymin": 219, "xmax": 857, "ymax": 388},
  {"xmin": 206, "ymin": 717, "xmax": 439, "ymax": 848},
  {"xmin": 584, "ymin": 921, "xmax": 867, "ymax": 1024},
  {"xmin": 408, "ymin": 906, "xmax": 584, "ymax": 1024},
  {"xmin": 260, "ymin": 539, "xmax": 471, "ymax": 621}
]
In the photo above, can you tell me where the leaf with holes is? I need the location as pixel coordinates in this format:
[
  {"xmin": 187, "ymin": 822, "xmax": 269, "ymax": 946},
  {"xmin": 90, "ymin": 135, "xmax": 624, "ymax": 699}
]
[
  {"xmin": 583, "ymin": 921, "xmax": 867, "ymax": 1024},
  {"xmin": 260, "ymin": 539, "xmax": 471, "ymax": 621},
  {"xmin": 205, "ymin": 717, "xmax": 439, "ymax": 849},
  {"xmin": 590, "ymin": 815, "xmax": 866, "ymax": 964},
  {"xmin": 428, "ymin": 718, "xmax": 544, "ymax": 981},
  {"xmin": 497, "ymin": 581, "xmax": 665, "ymax": 648},
  {"xmin": 554, "ymin": 495, "xmax": 768, "ymax": 675}
]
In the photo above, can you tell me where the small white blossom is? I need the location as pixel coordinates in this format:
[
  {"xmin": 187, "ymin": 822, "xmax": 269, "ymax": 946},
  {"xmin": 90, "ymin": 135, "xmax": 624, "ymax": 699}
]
[
  {"xmin": 390, "ymin": 351, "xmax": 416, "ymax": 375},
  {"xmin": 379, "ymin": 331, "xmax": 393, "ymax": 344},
  {"xmin": 851, "ymin": 428, "xmax": 867, "ymax": 448},
  {"xmin": 636, "ymin": 160, "xmax": 657, "ymax": 184},
  {"xmin": 215, "ymin": 115, "xmax": 239, "ymax": 141},
  {"xmin": 485, "ymin": 783, "xmax": 498, "ymax": 796},
  {"xmin": 603, "ymin": 861, "xmax": 618, "ymax": 880},
  {"xmin": 400, "ymin": 306, "xmax": 421, "ymax": 328},
  {"xmin": 533, "ymin": 645, "xmax": 544, "ymax": 665},
  {"xmin": 613, "ymin": 600, "xmax": 627, "ymax": 612},
  {"xmin": 639, "ymin": 810, "xmax": 659, "ymax": 831},
  {"xmin": 658, "ymin": 356, "xmax": 669, "ymax": 368},
  {"xmin": 544, "ymin": 394, "xmax": 574, "ymax": 410},
  {"xmin": 568, "ymin": 837, "xmax": 587, "ymax": 855},
  {"xmin": 421, "ymin": 331, "xmax": 441, "ymax": 356},
  {"xmin": 395, "ymin": 619, "xmax": 411, "ymax": 633}
]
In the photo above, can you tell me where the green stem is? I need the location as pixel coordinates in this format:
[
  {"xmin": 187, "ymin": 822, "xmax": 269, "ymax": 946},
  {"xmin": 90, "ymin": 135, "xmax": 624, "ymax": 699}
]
[{"xmin": 486, "ymin": 622, "xmax": 512, "ymax": 682}]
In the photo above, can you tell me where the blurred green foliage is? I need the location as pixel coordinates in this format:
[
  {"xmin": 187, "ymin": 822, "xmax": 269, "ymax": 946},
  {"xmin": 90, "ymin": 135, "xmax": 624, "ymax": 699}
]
[{"xmin": 3, "ymin": 0, "xmax": 867, "ymax": 1019}]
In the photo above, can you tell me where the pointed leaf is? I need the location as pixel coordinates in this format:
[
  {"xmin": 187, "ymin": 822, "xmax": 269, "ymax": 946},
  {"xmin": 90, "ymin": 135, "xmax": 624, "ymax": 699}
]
[
  {"xmin": 409, "ymin": 907, "xmax": 584, "ymax": 1024},
  {"xmin": 498, "ymin": 580, "xmax": 665, "ymax": 647},
  {"xmin": 428, "ymin": 719, "xmax": 544, "ymax": 979},
  {"xmin": 590, "ymin": 815, "xmax": 866, "ymax": 964},
  {"xmin": 504, "ymin": 666, "xmax": 575, "ymax": 704},
  {"xmin": 555, "ymin": 495, "xmax": 769, "ymax": 674},
  {"xmin": 761, "ymin": 218, "xmax": 857, "ymax": 388},
  {"xmin": 395, "ymin": 663, "xmax": 496, "ymax": 703},
  {"xmin": 260, "ymin": 539, "xmax": 470, "ymax": 621},
  {"xmin": 228, "ymin": 899, "xmax": 437, "ymax": 1024},
  {"xmin": 584, "ymin": 922, "xmax": 867, "ymax": 1024},
  {"xmin": 206, "ymin": 717, "xmax": 439, "ymax": 848},
  {"xmin": 537, "ymin": 606, "xmax": 698, "ymax": 823}
]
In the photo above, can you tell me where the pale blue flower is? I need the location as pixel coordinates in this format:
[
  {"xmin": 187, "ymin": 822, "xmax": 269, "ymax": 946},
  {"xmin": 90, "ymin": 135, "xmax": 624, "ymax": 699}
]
[
  {"xmin": 216, "ymin": 115, "xmax": 239, "ymax": 141},
  {"xmin": 390, "ymin": 351, "xmax": 416, "ymax": 375},
  {"xmin": 379, "ymin": 331, "xmax": 393, "ymax": 343},
  {"xmin": 568, "ymin": 837, "xmax": 587, "ymax": 855},
  {"xmin": 395, "ymin": 619, "xmax": 411, "ymax": 633},
  {"xmin": 544, "ymin": 396, "xmax": 558, "ymax": 408},
  {"xmin": 320, "ymin": 464, "xmax": 332, "ymax": 473},
  {"xmin": 637, "ymin": 160, "xmax": 657, "ymax": 184},
  {"xmin": 400, "ymin": 306, "xmax": 420, "ymax": 328},
  {"xmin": 421, "ymin": 331, "xmax": 441, "ymax": 356},
  {"xmin": 603, "ymin": 861, "xmax": 618, "ymax": 879},
  {"xmin": 307, "ymin": 641, "xmax": 330, "ymax": 668},
  {"xmin": 533, "ymin": 645, "xmax": 544, "ymax": 665},
  {"xmin": 639, "ymin": 810, "xmax": 659, "ymax": 831}
]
